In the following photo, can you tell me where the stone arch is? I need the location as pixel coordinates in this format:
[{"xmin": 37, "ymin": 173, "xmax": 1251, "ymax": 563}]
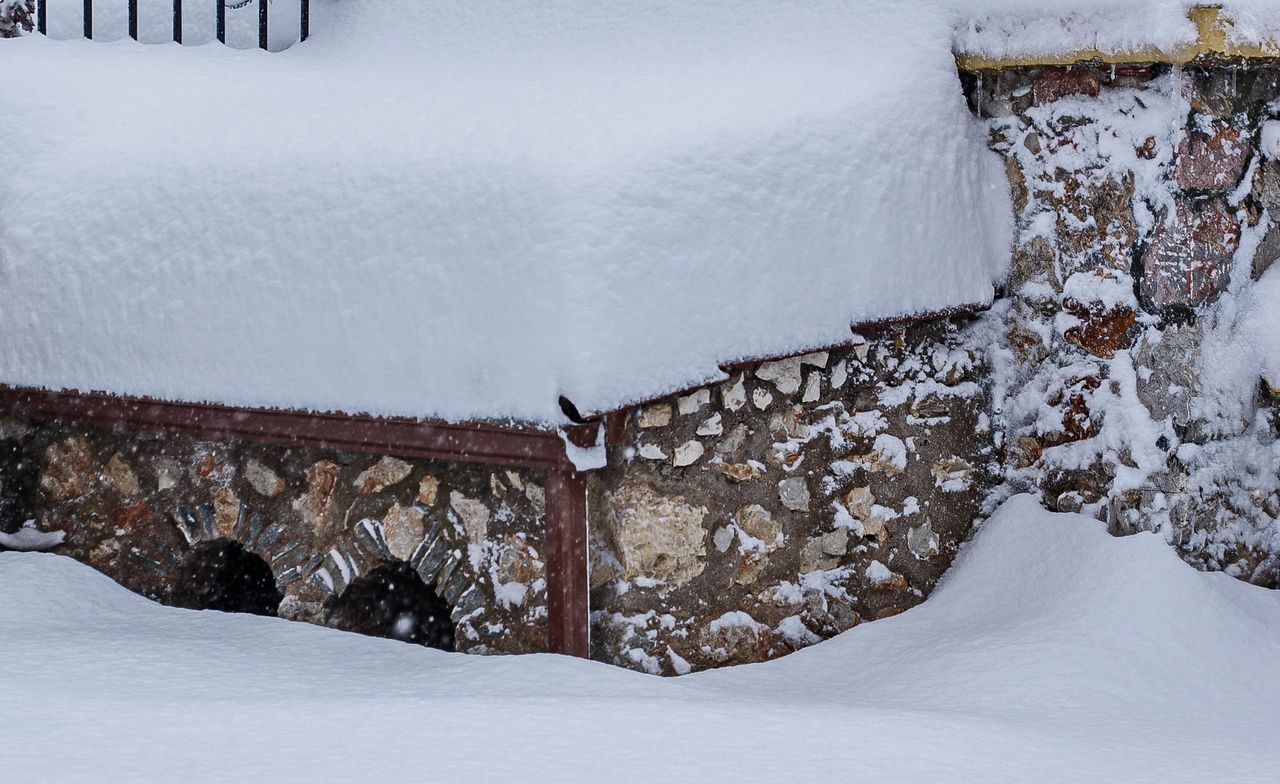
[
  {"xmin": 169, "ymin": 539, "xmax": 282, "ymax": 616},
  {"xmin": 326, "ymin": 561, "xmax": 455, "ymax": 650}
]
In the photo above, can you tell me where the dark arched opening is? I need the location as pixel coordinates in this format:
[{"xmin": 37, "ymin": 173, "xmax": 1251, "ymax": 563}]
[
  {"xmin": 170, "ymin": 539, "xmax": 282, "ymax": 617},
  {"xmin": 327, "ymin": 562, "xmax": 455, "ymax": 650}
]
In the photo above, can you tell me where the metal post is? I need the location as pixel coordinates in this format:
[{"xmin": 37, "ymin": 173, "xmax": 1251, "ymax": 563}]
[
  {"xmin": 258, "ymin": 0, "xmax": 267, "ymax": 51},
  {"xmin": 83, "ymin": 0, "xmax": 91, "ymax": 38},
  {"xmin": 173, "ymin": 0, "xmax": 182, "ymax": 43},
  {"xmin": 544, "ymin": 469, "xmax": 590, "ymax": 658},
  {"xmin": 128, "ymin": 0, "xmax": 137, "ymax": 40},
  {"xmin": 300, "ymin": 0, "xmax": 308, "ymax": 42},
  {"xmin": 36, "ymin": 0, "xmax": 46, "ymax": 35},
  {"xmin": 216, "ymin": 0, "xmax": 224, "ymax": 44}
]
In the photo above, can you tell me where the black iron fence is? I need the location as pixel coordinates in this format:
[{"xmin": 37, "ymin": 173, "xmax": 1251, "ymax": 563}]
[{"xmin": 34, "ymin": 0, "xmax": 309, "ymax": 49}]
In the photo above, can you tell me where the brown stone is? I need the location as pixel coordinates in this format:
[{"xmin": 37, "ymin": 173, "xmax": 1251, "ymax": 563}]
[
  {"xmin": 1140, "ymin": 198, "xmax": 1239, "ymax": 309},
  {"xmin": 213, "ymin": 489, "xmax": 241, "ymax": 539},
  {"xmin": 719, "ymin": 462, "xmax": 760, "ymax": 483},
  {"xmin": 418, "ymin": 475, "xmax": 440, "ymax": 506},
  {"xmin": 1063, "ymin": 301, "xmax": 1138, "ymax": 359},
  {"xmin": 1033, "ymin": 66, "xmax": 1100, "ymax": 104},
  {"xmin": 698, "ymin": 614, "xmax": 771, "ymax": 665},
  {"xmin": 105, "ymin": 454, "xmax": 141, "ymax": 499},
  {"xmin": 112, "ymin": 501, "xmax": 151, "ymax": 529},
  {"xmin": 40, "ymin": 437, "xmax": 95, "ymax": 501},
  {"xmin": 735, "ymin": 504, "xmax": 781, "ymax": 550},
  {"xmin": 292, "ymin": 460, "xmax": 339, "ymax": 533},
  {"xmin": 1174, "ymin": 122, "xmax": 1249, "ymax": 192}
]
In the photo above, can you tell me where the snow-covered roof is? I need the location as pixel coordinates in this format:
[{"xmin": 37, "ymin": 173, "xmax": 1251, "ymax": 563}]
[{"xmin": 0, "ymin": 0, "xmax": 1011, "ymax": 426}]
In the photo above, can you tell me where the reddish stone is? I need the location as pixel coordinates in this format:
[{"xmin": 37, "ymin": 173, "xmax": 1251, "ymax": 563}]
[
  {"xmin": 112, "ymin": 501, "xmax": 151, "ymax": 529},
  {"xmin": 1033, "ymin": 66, "xmax": 1101, "ymax": 104},
  {"xmin": 1045, "ymin": 375, "xmax": 1101, "ymax": 446},
  {"xmin": 1140, "ymin": 198, "xmax": 1240, "ymax": 309},
  {"xmin": 1064, "ymin": 301, "xmax": 1138, "ymax": 359},
  {"xmin": 1174, "ymin": 123, "xmax": 1249, "ymax": 192}
]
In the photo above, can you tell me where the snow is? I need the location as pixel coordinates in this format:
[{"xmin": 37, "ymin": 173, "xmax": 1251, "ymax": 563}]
[
  {"xmin": 952, "ymin": 1, "xmax": 1280, "ymax": 61},
  {"xmin": 0, "ymin": 0, "xmax": 1010, "ymax": 426},
  {"xmin": 4, "ymin": 495, "xmax": 1278, "ymax": 782},
  {"xmin": 0, "ymin": 520, "xmax": 64, "ymax": 551}
]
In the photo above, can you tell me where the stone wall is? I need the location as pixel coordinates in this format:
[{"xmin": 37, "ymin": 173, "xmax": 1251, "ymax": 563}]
[
  {"xmin": 0, "ymin": 419, "xmax": 549, "ymax": 653},
  {"xmin": 588, "ymin": 318, "xmax": 995, "ymax": 674},
  {"xmin": 967, "ymin": 61, "xmax": 1280, "ymax": 586}
]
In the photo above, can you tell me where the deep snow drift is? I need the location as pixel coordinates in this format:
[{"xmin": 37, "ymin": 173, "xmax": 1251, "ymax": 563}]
[
  {"xmin": 0, "ymin": 0, "xmax": 1010, "ymax": 424},
  {"xmin": 3, "ymin": 495, "xmax": 1277, "ymax": 783}
]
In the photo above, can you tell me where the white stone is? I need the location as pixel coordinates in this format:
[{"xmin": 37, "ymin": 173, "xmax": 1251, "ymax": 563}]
[
  {"xmin": 779, "ymin": 477, "xmax": 811, "ymax": 512},
  {"xmin": 713, "ymin": 526, "xmax": 735, "ymax": 553},
  {"xmin": 907, "ymin": 522, "xmax": 940, "ymax": 558},
  {"xmin": 383, "ymin": 503, "xmax": 426, "ymax": 561},
  {"xmin": 638, "ymin": 444, "xmax": 668, "ymax": 460},
  {"xmin": 722, "ymin": 375, "xmax": 747, "ymax": 412},
  {"xmin": 244, "ymin": 459, "xmax": 284, "ymax": 497},
  {"xmin": 677, "ymin": 389, "xmax": 712, "ymax": 415},
  {"xmin": 755, "ymin": 357, "xmax": 803, "ymax": 394},
  {"xmin": 450, "ymin": 491, "xmax": 490, "ymax": 544},
  {"xmin": 353, "ymin": 456, "xmax": 411, "ymax": 494},
  {"xmin": 673, "ymin": 441, "xmax": 705, "ymax": 467},
  {"xmin": 752, "ymin": 388, "xmax": 774, "ymax": 410},
  {"xmin": 800, "ymin": 351, "xmax": 829, "ymax": 368},
  {"xmin": 716, "ymin": 423, "xmax": 748, "ymax": 454},
  {"xmin": 105, "ymin": 454, "xmax": 140, "ymax": 499},
  {"xmin": 831, "ymin": 359, "xmax": 848, "ymax": 389},
  {"xmin": 696, "ymin": 413, "xmax": 724, "ymax": 437},
  {"xmin": 637, "ymin": 404, "xmax": 673, "ymax": 428},
  {"xmin": 802, "ymin": 373, "xmax": 822, "ymax": 403},
  {"xmin": 821, "ymin": 526, "xmax": 849, "ymax": 556},
  {"xmin": 605, "ymin": 483, "xmax": 707, "ymax": 584}
]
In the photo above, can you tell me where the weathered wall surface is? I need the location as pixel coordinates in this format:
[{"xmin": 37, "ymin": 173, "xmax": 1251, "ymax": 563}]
[
  {"xmin": 588, "ymin": 318, "xmax": 995, "ymax": 674},
  {"xmin": 0, "ymin": 420, "xmax": 549, "ymax": 653},
  {"xmin": 967, "ymin": 61, "xmax": 1280, "ymax": 586}
]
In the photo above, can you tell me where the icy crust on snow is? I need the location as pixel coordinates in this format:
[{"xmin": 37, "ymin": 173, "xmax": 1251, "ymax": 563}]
[
  {"xmin": 953, "ymin": 1, "xmax": 1280, "ymax": 61},
  {"xmin": 0, "ymin": 0, "xmax": 1010, "ymax": 425},
  {"xmin": 4, "ymin": 496, "xmax": 1280, "ymax": 782}
]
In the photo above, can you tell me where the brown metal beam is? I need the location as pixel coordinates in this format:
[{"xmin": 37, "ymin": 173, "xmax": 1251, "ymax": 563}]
[
  {"xmin": 0, "ymin": 386, "xmax": 574, "ymax": 471},
  {"xmin": 544, "ymin": 469, "xmax": 590, "ymax": 658}
]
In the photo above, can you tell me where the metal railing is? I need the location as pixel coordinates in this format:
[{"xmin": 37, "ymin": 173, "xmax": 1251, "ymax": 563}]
[{"xmin": 34, "ymin": 0, "xmax": 309, "ymax": 49}]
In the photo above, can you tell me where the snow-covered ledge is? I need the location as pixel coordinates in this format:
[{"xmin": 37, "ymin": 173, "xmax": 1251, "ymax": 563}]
[{"xmin": 957, "ymin": 4, "xmax": 1280, "ymax": 71}]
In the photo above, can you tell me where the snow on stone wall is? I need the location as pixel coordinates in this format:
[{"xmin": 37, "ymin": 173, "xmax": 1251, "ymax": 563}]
[
  {"xmin": 970, "ymin": 61, "xmax": 1280, "ymax": 587},
  {"xmin": 587, "ymin": 318, "xmax": 995, "ymax": 674}
]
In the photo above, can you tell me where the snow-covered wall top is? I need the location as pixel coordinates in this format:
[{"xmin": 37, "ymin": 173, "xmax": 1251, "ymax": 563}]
[
  {"xmin": 0, "ymin": 0, "xmax": 1010, "ymax": 425},
  {"xmin": 954, "ymin": 1, "xmax": 1280, "ymax": 63}
]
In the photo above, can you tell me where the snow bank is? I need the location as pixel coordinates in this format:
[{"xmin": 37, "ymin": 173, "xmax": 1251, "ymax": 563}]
[
  {"xmin": 0, "ymin": 0, "xmax": 1010, "ymax": 425},
  {"xmin": 3, "ymin": 495, "xmax": 1279, "ymax": 782}
]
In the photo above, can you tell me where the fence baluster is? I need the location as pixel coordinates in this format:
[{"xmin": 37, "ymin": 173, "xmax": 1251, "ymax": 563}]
[
  {"xmin": 128, "ymin": 0, "xmax": 137, "ymax": 39},
  {"xmin": 258, "ymin": 0, "xmax": 267, "ymax": 50},
  {"xmin": 216, "ymin": 0, "xmax": 224, "ymax": 43},
  {"xmin": 36, "ymin": 0, "xmax": 46, "ymax": 35},
  {"xmin": 83, "ymin": 0, "xmax": 92, "ymax": 38},
  {"xmin": 173, "ymin": 0, "xmax": 182, "ymax": 43},
  {"xmin": 301, "ymin": 0, "xmax": 308, "ymax": 42}
]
